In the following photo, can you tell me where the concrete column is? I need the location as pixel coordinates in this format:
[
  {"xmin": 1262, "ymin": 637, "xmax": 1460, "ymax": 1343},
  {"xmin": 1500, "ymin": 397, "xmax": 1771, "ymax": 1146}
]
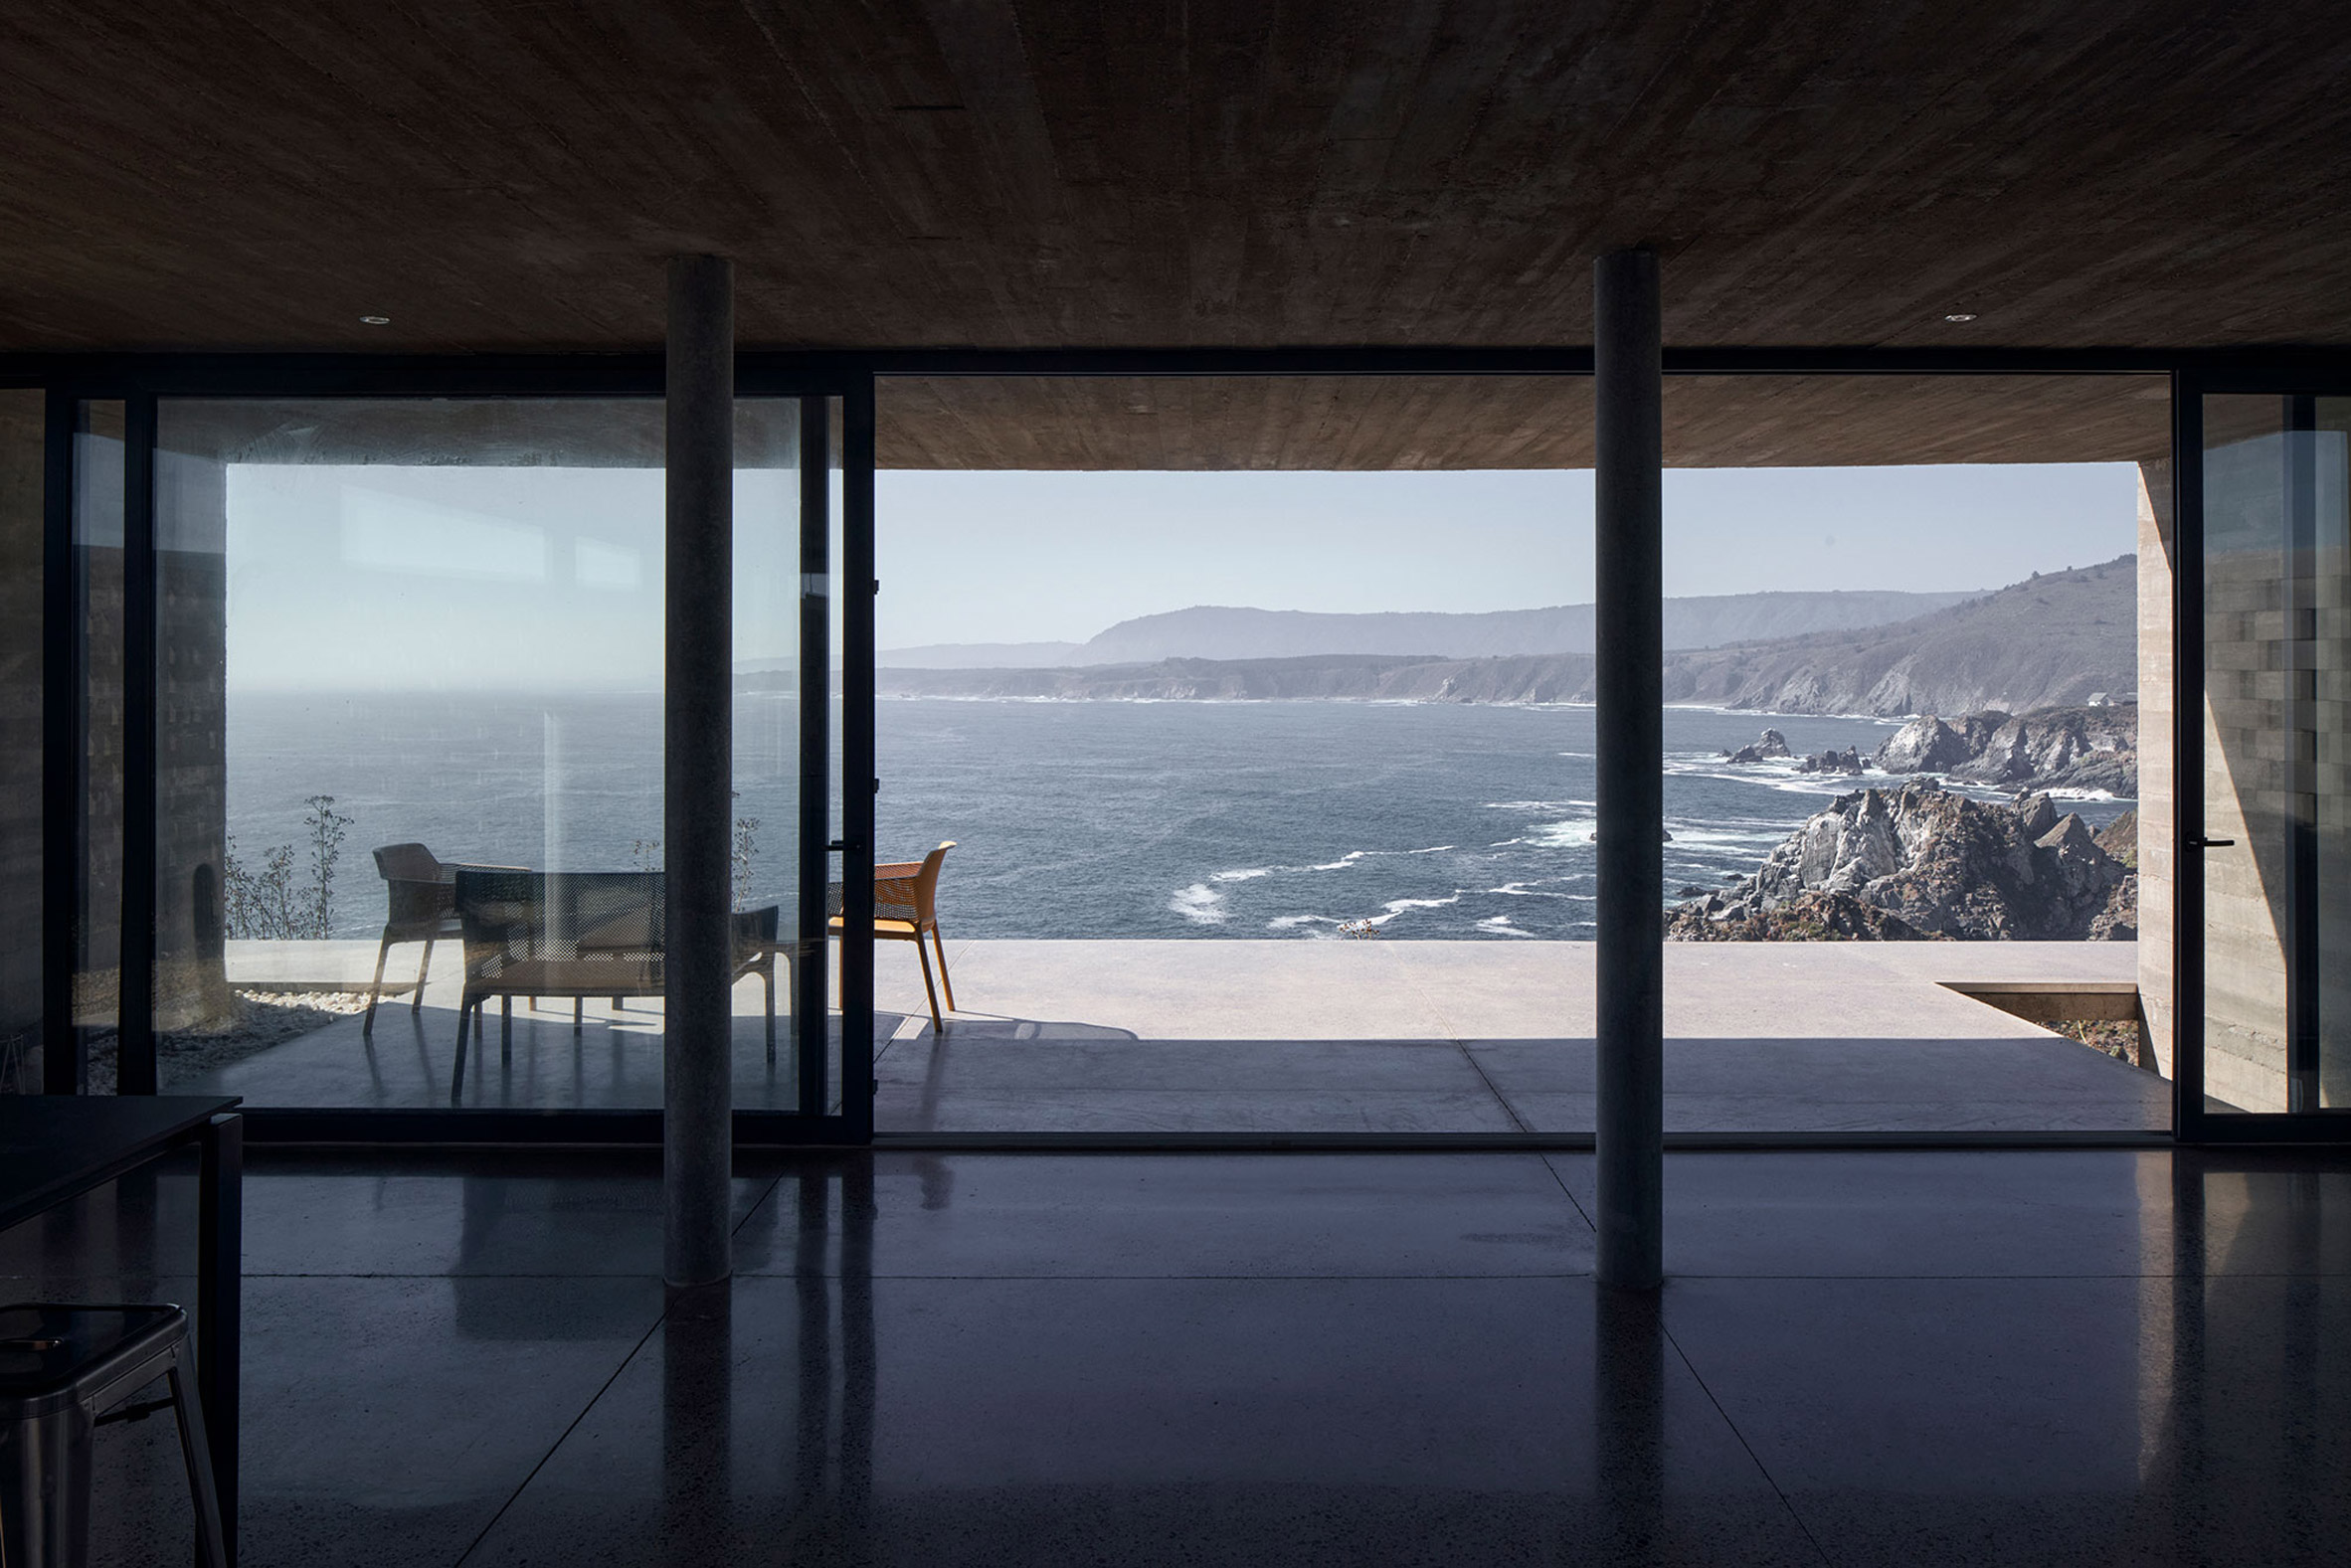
[
  {"xmin": 1594, "ymin": 249, "xmax": 1664, "ymax": 1292},
  {"xmin": 665, "ymin": 255, "xmax": 735, "ymax": 1288}
]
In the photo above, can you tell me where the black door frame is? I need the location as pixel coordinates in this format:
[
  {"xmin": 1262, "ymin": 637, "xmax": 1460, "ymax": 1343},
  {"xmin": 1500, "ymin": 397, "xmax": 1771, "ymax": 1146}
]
[{"xmin": 2179, "ymin": 367, "xmax": 2351, "ymax": 1141}]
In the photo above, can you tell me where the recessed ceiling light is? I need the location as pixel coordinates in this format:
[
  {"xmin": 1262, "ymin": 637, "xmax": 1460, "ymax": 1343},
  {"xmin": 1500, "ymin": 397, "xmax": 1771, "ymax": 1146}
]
[
  {"xmin": 1943, "ymin": 312, "xmax": 1978, "ymax": 323},
  {"xmin": 359, "ymin": 315, "xmax": 391, "ymax": 325}
]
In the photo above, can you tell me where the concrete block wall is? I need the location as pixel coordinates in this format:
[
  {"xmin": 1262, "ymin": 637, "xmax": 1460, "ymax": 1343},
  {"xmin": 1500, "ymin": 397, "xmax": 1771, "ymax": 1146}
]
[
  {"xmin": 155, "ymin": 446, "xmax": 232, "ymax": 1031},
  {"xmin": 0, "ymin": 393, "xmax": 40, "ymax": 1089},
  {"xmin": 2192, "ymin": 423, "xmax": 2299, "ymax": 1112}
]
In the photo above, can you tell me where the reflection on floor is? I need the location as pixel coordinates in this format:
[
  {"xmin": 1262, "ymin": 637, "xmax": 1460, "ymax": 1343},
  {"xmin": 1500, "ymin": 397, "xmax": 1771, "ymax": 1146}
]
[
  {"xmin": 12, "ymin": 1147, "xmax": 2347, "ymax": 1566},
  {"xmin": 189, "ymin": 940, "xmax": 2169, "ymax": 1131}
]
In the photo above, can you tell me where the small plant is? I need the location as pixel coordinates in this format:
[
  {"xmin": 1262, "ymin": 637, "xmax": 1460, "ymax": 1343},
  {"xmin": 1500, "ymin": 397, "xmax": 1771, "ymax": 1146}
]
[
  {"xmin": 629, "ymin": 811, "xmax": 761, "ymax": 909},
  {"xmin": 224, "ymin": 796, "xmax": 353, "ymax": 941},
  {"xmin": 732, "ymin": 813, "xmax": 761, "ymax": 911},
  {"xmin": 305, "ymin": 795, "xmax": 353, "ymax": 938}
]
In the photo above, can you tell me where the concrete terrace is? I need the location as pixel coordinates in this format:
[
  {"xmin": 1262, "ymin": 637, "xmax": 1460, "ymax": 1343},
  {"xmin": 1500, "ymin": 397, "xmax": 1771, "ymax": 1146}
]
[{"xmin": 185, "ymin": 939, "xmax": 2169, "ymax": 1133}]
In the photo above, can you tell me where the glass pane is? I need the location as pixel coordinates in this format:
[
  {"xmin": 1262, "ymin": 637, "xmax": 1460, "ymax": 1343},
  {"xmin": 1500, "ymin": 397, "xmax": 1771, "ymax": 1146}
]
[
  {"xmin": 0, "ymin": 391, "xmax": 40, "ymax": 1093},
  {"xmin": 150, "ymin": 399, "xmax": 696, "ymax": 1111},
  {"xmin": 729, "ymin": 398, "xmax": 823, "ymax": 1114},
  {"xmin": 869, "ymin": 371, "xmax": 2166, "ymax": 1134},
  {"xmin": 1662, "ymin": 373, "xmax": 2166, "ymax": 1134},
  {"xmin": 76, "ymin": 402, "xmax": 125, "ymax": 1093},
  {"xmin": 2198, "ymin": 394, "xmax": 2351, "ymax": 1114},
  {"xmin": 2317, "ymin": 397, "xmax": 2351, "ymax": 1109}
]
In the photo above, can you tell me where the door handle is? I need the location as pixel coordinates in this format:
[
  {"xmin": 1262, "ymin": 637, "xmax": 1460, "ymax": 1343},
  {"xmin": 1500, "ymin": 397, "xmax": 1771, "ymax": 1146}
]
[{"xmin": 2188, "ymin": 836, "xmax": 2237, "ymax": 848}]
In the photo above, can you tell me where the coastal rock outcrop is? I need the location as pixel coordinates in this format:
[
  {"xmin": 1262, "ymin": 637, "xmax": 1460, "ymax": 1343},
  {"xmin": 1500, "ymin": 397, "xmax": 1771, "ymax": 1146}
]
[
  {"xmin": 1666, "ymin": 780, "xmax": 2134, "ymax": 942},
  {"xmin": 1722, "ymin": 729, "xmax": 1791, "ymax": 764},
  {"xmin": 1874, "ymin": 704, "xmax": 2136, "ymax": 793},
  {"xmin": 1797, "ymin": 746, "xmax": 1865, "ymax": 776},
  {"xmin": 1669, "ymin": 887, "xmax": 1940, "ymax": 943}
]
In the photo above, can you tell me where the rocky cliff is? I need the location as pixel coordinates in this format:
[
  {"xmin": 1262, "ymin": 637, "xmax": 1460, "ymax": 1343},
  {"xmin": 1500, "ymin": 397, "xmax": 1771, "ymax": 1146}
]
[
  {"xmin": 1656, "ymin": 556, "xmax": 2135, "ymax": 717},
  {"xmin": 888, "ymin": 589, "xmax": 1982, "ymax": 669},
  {"xmin": 1875, "ymin": 704, "xmax": 2136, "ymax": 793},
  {"xmin": 876, "ymin": 651, "xmax": 1599, "ymax": 703},
  {"xmin": 1667, "ymin": 781, "xmax": 2135, "ymax": 942},
  {"xmin": 875, "ymin": 560, "xmax": 2139, "ymax": 714}
]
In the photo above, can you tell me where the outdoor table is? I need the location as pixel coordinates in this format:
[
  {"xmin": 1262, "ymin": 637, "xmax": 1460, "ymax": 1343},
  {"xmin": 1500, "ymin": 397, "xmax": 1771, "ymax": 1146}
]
[{"xmin": 0, "ymin": 1095, "xmax": 243, "ymax": 1565}]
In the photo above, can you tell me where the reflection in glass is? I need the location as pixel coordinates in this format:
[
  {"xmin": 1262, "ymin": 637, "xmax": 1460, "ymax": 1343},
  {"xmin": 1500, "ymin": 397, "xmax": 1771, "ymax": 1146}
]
[
  {"xmin": 2201, "ymin": 395, "xmax": 2351, "ymax": 1112},
  {"xmin": 72, "ymin": 402, "xmax": 126, "ymax": 1093},
  {"xmin": 0, "ymin": 392, "xmax": 40, "ymax": 1092},
  {"xmin": 142, "ymin": 398, "xmax": 816, "ymax": 1112}
]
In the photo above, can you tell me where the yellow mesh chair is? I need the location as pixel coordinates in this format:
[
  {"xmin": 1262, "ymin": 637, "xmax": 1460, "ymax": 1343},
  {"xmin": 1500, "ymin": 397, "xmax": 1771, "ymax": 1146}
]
[{"xmin": 830, "ymin": 841, "xmax": 957, "ymax": 1032}]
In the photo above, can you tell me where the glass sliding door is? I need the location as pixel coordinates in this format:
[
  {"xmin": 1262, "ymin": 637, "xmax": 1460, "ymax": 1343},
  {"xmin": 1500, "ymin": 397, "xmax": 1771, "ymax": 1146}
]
[
  {"xmin": 731, "ymin": 396, "xmax": 850, "ymax": 1123},
  {"xmin": 132, "ymin": 395, "xmax": 848, "ymax": 1124},
  {"xmin": 2193, "ymin": 389, "xmax": 2351, "ymax": 1130}
]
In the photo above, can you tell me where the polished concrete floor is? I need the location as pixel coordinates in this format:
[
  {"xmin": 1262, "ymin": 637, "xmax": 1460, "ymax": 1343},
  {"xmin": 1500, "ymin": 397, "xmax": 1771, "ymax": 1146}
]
[
  {"xmin": 6, "ymin": 1145, "xmax": 2346, "ymax": 1565},
  {"xmin": 193, "ymin": 940, "xmax": 2166, "ymax": 1132}
]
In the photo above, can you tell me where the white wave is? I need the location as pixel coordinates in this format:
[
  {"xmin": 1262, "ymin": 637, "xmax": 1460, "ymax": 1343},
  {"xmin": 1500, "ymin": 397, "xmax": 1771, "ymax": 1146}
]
[
  {"xmin": 1366, "ymin": 893, "xmax": 1463, "ymax": 927},
  {"xmin": 1489, "ymin": 882, "xmax": 1571, "ymax": 899},
  {"xmin": 1526, "ymin": 817, "xmax": 1597, "ymax": 849},
  {"xmin": 1557, "ymin": 750, "xmax": 1594, "ymax": 758},
  {"xmin": 1660, "ymin": 823, "xmax": 1792, "ymax": 848},
  {"xmin": 1169, "ymin": 883, "xmax": 1227, "ymax": 925},
  {"xmin": 1310, "ymin": 850, "xmax": 1369, "ymax": 871},
  {"xmin": 1477, "ymin": 915, "xmax": 1540, "ymax": 938},
  {"xmin": 1407, "ymin": 844, "xmax": 1455, "ymax": 854},
  {"xmin": 1211, "ymin": 867, "xmax": 1272, "ymax": 883},
  {"xmin": 2042, "ymin": 786, "xmax": 2128, "ymax": 802}
]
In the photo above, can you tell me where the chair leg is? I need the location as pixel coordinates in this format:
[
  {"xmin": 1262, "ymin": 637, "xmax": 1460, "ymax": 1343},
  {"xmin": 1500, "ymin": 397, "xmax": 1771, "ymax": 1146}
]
[
  {"xmin": 931, "ymin": 924, "xmax": 957, "ymax": 1012},
  {"xmin": 364, "ymin": 931, "xmax": 394, "ymax": 1036},
  {"xmin": 915, "ymin": 935, "xmax": 944, "ymax": 1034},
  {"xmin": 575, "ymin": 995, "xmax": 584, "ymax": 1033},
  {"xmin": 453, "ymin": 1001, "xmax": 472, "ymax": 1102},
  {"xmin": 165, "ymin": 1357, "xmax": 230, "ymax": 1568},
  {"xmin": 764, "ymin": 964, "xmax": 777, "ymax": 1065},
  {"xmin": 500, "ymin": 994, "xmax": 512, "ymax": 1065},
  {"xmin": 414, "ymin": 939, "xmax": 434, "ymax": 1013}
]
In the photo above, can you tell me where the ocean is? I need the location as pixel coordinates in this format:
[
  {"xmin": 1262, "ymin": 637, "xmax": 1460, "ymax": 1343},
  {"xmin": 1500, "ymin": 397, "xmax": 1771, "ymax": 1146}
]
[{"xmin": 226, "ymin": 693, "xmax": 2132, "ymax": 943}]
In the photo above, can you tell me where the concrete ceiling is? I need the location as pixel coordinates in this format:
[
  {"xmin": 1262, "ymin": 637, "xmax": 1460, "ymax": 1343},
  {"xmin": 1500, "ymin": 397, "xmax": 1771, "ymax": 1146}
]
[
  {"xmin": 2, "ymin": 1, "xmax": 2347, "ymax": 358},
  {"xmin": 877, "ymin": 374, "xmax": 2173, "ymax": 467},
  {"xmin": 145, "ymin": 373, "xmax": 2169, "ymax": 469}
]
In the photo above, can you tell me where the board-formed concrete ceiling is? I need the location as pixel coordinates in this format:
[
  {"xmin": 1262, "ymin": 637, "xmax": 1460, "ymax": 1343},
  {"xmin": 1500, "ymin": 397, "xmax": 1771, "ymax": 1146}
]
[
  {"xmin": 877, "ymin": 374, "xmax": 2173, "ymax": 468},
  {"xmin": 143, "ymin": 374, "xmax": 2170, "ymax": 469},
  {"xmin": 3, "ymin": 1, "xmax": 2348, "ymax": 357}
]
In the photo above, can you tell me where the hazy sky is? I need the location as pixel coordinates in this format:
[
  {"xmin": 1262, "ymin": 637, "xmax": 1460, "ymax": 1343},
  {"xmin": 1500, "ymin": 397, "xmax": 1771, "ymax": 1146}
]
[
  {"xmin": 221, "ymin": 460, "xmax": 2139, "ymax": 689},
  {"xmin": 875, "ymin": 463, "xmax": 2140, "ymax": 646}
]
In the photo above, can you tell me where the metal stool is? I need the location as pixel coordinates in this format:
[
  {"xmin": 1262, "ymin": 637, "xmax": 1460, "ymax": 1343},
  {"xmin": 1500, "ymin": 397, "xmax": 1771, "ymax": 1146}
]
[{"xmin": 0, "ymin": 1304, "xmax": 227, "ymax": 1568}]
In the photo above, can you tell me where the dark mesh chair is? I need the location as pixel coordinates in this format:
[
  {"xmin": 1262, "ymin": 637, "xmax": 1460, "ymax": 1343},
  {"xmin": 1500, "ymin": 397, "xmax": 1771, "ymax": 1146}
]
[
  {"xmin": 450, "ymin": 869, "xmax": 782, "ymax": 1098},
  {"xmin": 364, "ymin": 842, "xmax": 458, "ymax": 1036}
]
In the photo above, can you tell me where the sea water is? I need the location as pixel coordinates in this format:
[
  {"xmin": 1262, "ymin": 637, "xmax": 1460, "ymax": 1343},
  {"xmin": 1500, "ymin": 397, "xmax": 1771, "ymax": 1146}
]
[{"xmin": 226, "ymin": 693, "xmax": 2132, "ymax": 942}]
